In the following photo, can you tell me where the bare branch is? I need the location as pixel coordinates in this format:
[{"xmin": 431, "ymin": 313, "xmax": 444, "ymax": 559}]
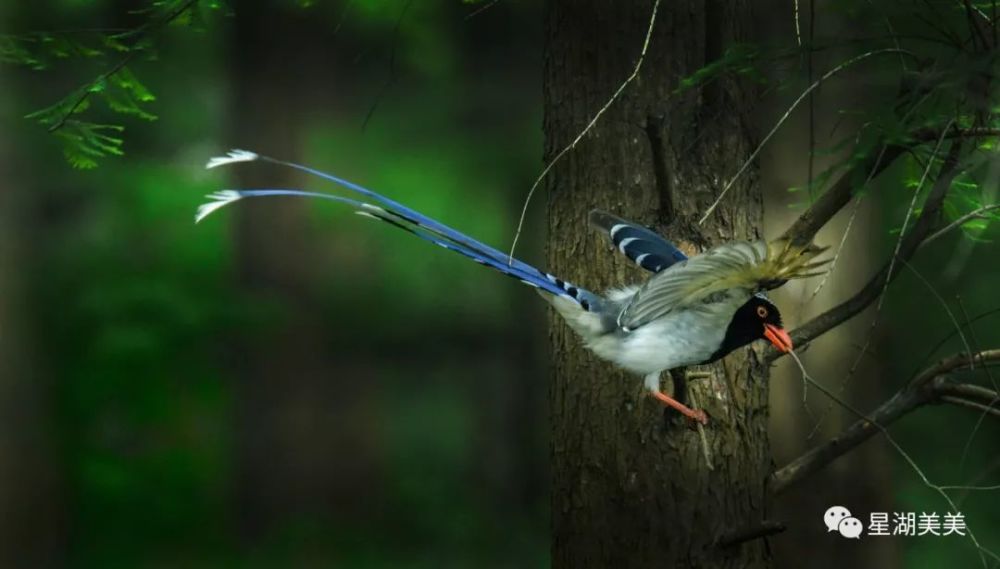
[
  {"xmin": 780, "ymin": 125, "xmax": 1000, "ymax": 250},
  {"xmin": 700, "ymin": 48, "xmax": 915, "ymax": 225},
  {"xmin": 807, "ymin": 189, "xmax": 864, "ymax": 299},
  {"xmin": 779, "ymin": 144, "xmax": 904, "ymax": 248},
  {"xmin": 964, "ymin": 0, "xmax": 991, "ymax": 49},
  {"xmin": 911, "ymin": 349, "xmax": 1000, "ymax": 386},
  {"xmin": 922, "ymin": 204, "xmax": 1000, "ymax": 246},
  {"xmin": 770, "ymin": 349, "xmax": 1000, "ymax": 495},
  {"xmin": 940, "ymin": 396, "xmax": 1000, "ymax": 419},
  {"xmin": 769, "ymin": 140, "xmax": 967, "ymax": 360},
  {"xmin": 778, "ymin": 350, "xmax": 1000, "ymax": 567},
  {"xmin": 769, "ymin": 384, "xmax": 930, "ymax": 494},
  {"xmin": 955, "ymin": 296, "xmax": 1000, "ymax": 474},
  {"xmin": 937, "ymin": 381, "xmax": 1000, "ymax": 403}
]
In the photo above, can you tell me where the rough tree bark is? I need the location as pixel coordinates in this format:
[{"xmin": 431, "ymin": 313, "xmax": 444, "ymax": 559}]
[{"xmin": 545, "ymin": 2, "xmax": 771, "ymax": 567}]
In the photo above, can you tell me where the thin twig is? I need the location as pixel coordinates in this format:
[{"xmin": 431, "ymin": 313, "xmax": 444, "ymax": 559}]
[
  {"xmin": 688, "ymin": 390, "xmax": 714, "ymax": 471},
  {"xmin": 964, "ymin": 0, "xmax": 990, "ymax": 50},
  {"xmin": 910, "ymin": 350, "xmax": 1000, "ymax": 387},
  {"xmin": 915, "ymin": 0, "xmax": 965, "ymax": 47},
  {"xmin": 808, "ymin": 87, "xmax": 938, "ymax": 298},
  {"xmin": 944, "ymin": 483, "xmax": 1000, "ymax": 491},
  {"xmin": 922, "ymin": 204, "xmax": 1000, "ymax": 246},
  {"xmin": 779, "ymin": 124, "xmax": 999, "ymax": 252},
  {"xmin": 772, "ymin": 350, "xmax": 1000, "ymax": 493},
  {"xmin": 46, "ymin": 52, "xmax": 137, "ymax": 132},
  {"xmin": 863, "ymin": 0, "xmax": 907, "ymax": 72},
  {"xmin": 43, "ymin": 0, "xmax": 197, "ymax": 133},
  {"xmin": 954, "ymin": 455, "xmax": 1000, "ymax": 507},
  {"xmin": 808, "ymin": 141, "xmax": 894, "ymax": 299},
  {"xmin": 802, "ymin": 133, "xmax": 956, "ymax": 438},
  {"xmin": 507, "ymin": 0, "xmax": 661, "ymax": 262},
  {"xmin": 779, "ymin": 144, "xmax": 903, "ymax": 248},
  {"xmin": 807, "ymin": 195, "xmax": 861, "ymax": 299},
  {"xmin": 465, "ymin": 0, "xmax": 500, "ymax": 20},
  {"xmin": 794, "ymin": 0, "xmax": 802, "ymax": 47},
  {"xmin": 900, "ymin": 259, "xmax": 974, "ymax": 368},
  {"xmin": 698, "ymin": 48, "xmax": 914, "ymax": 224},
  {"xmin": 361, "ymin": 0, "xmax": 413, "ymax": 131},
  {"xmin": 939, "ymin": 382, "xmax": 1000, "ymax": 403},
  {"xmin": 770, "ymin": 140, "xmax": 967, "ymax": 362},
  {"xmin": 940, "ymin": 396, "xmax": 1000, "ymax": 419},
  {"xmin": 911, "ymin": 307, "xmax": 1000, "ymax": 377},
  {"xmin": 881, "ymin": 121, "xmax": 953, "ymax": 311},
  {"xmin": 777, "ymin": 352, "xmax": 1000, "ymax": 568},
  {"xmin": 954, "ymin": 296, "xmax": 1000, "ymax": 476},
  {"xmin": 807, "ymin": 0, "xmax": 816, "ymax": 202}
]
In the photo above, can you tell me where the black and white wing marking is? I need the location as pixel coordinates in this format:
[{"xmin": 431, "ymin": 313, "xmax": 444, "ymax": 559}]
[{"xmin": 589, "ymin": 210, "xmax": 687, "ymax": 273}]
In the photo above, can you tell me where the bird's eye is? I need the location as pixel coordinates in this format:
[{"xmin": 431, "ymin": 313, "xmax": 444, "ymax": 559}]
[{"xmin": 756, "ymin": 305, "xmax": 768, "ymax": 318}]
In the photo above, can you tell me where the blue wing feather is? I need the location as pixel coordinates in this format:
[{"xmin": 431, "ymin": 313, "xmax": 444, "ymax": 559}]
[{"xmin": 589, "ymin": 210, "xmax": 687, "ymax": 273}]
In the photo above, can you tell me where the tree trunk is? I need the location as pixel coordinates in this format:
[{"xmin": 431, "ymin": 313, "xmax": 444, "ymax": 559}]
[{"xmin": 545, "ymin": 2, "xmax": 771, "ymax": 567}]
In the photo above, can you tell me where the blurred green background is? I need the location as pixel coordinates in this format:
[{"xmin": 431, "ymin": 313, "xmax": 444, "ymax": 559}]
[
  {"xmin": 1, "ymin": 1, "xmax": 999, "ymax": 567},
  {"xmin": 3, "ymin": 1, "xmax": 549, "ymax": 567}
]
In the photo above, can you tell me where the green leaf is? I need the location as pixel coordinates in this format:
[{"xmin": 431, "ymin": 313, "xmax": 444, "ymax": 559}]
[
  {"xmin": 54, "ymin": 122, "xmax": 126, "ymax": 169},
  {"xmin": 114, "ymin": 67, "xmax": 156, "ymax": 103},
  {"xmin": 99, "ymin": 87, "xmax": 158, "ymax": 121},
  {"xmin": 0, "ymin": 34, "xmax": 45, "ymax": 69},
  {"xmin": 102, "ymin": 35, "xmax": 131, "ymax": 53},
  {"xmin": 673, "ymin": 43, "xmax": 761, "ymax": 96}
]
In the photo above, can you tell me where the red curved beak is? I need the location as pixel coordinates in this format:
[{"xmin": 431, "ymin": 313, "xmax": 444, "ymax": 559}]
[{"xmin": 764, "ymin": 324, "xmax": 793, "ymax": 353}]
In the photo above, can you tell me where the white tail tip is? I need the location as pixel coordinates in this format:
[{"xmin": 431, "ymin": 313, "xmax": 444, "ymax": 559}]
[
  {"xmin": 206, "ymin": 149, "xmax": 259, "ymax": 169},
  {"xmin": 195, "ymin": 190, "xmax": 243, "ymax": 223}
]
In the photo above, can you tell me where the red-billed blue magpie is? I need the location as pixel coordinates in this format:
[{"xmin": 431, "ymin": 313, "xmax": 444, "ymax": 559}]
[{"xmin": 198, "ymin": 150, "xmax": 827, "ymax": 424}]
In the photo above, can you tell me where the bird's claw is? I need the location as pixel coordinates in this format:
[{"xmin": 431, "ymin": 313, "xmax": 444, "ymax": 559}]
[
  {"xmin": 652, "ymin": 390, "xmax": 709, "ymax": 426},
  {"xmin": 663, "ymin": 406, "xmax": 709, "ymax": 429},
  {"xmin": 688, "ymin": 408, "xmax": 709, "ymax": 425}
]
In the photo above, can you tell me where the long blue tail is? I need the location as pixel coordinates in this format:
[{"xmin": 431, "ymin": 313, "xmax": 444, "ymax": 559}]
[{"xmin": 199, "ymin": 150, "xmax": 603, "ymax": 311}]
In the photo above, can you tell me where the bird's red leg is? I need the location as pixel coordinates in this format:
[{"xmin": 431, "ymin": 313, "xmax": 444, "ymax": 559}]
[{"xmin": 650, "ymin": 391, "xmax": 708, "ymax": 425}]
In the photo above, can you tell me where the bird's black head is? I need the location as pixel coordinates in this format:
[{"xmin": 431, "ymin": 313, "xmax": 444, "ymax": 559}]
[{"xmin": 707, "ymin": 294, "xmax": 793, "ymax": 362}]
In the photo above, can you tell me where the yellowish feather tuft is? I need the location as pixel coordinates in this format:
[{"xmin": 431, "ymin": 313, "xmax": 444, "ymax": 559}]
[
  {"xmin": 674, "ymin": 239, "xmax": 830, "ymax": 301},
  {"xmin": 761, "ymin": 239, "xmax": 831, "ymax": 287}
]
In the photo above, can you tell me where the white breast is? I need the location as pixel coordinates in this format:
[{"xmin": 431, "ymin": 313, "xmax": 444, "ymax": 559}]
[
  {"xmin": 588, "ymin": 309, "xmax": 731, "ymax": 375},
  {"xmin": 548, "ymin": 285, "xmax": 750, "ymax": 376}
]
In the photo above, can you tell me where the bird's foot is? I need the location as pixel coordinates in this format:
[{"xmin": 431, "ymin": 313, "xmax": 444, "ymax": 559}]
[
  {"xmin": 651, "ymin": 391, "xmax": 708, "ymax": 425},
  {"xmin": 687, "ymin": 408, "xmax": 709, "ymax": 425}
]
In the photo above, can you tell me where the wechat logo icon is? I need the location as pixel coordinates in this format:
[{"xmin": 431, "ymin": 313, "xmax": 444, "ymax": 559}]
[{"xmin": 824, "ymin": 506, "xmax": 863, "ymax": 539}]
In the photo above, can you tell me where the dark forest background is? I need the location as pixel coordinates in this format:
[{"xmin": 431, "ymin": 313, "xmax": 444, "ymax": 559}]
[{"xmin": 0, "ymin": 1, "xmax": 997, "ymax": 567}]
